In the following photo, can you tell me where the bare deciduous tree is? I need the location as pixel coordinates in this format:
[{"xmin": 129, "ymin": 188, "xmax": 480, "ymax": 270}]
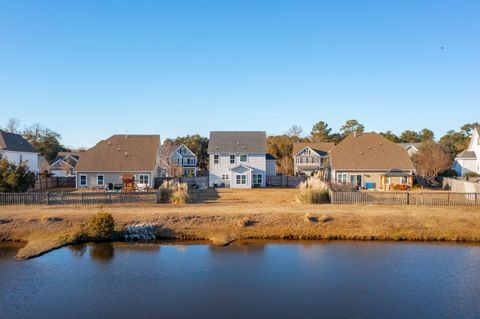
[
  {"xmin": 278, "ymin": 156, "xmax": 293, "ymax": 176},
  {"xmin": 413, "ymin": 141, "xmax": 452, "ymax": 182},
  {"xmin": 4, "ymin": 118, "xmax": 21, "ymax": 133},
  {"xmin": 159, "ymin": 145, "xmax": 184, "ymax": 177},
  {"xmin": 286, "ymin": 125, "xmax": 303, "ymax": 140}
]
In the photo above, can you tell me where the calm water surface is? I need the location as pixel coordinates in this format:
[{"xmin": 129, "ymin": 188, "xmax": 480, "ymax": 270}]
[{"xmin": 1, "ymin": 241, "xmax": 480, "ymax": 319}]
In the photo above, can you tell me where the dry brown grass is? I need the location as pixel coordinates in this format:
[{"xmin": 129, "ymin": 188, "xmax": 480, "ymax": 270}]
[{"xmin": 1, "ymin": 188, "xmax": 480, "ymax": 259}]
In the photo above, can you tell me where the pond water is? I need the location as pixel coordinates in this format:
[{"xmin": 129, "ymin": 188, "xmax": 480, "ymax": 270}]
[{"xmin": 1, "ymin": 241, "xmax": 480, "ymax": 319}]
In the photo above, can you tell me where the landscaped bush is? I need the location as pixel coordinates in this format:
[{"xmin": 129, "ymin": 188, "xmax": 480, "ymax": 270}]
[
  {"xmin": 159, "ymin": 180, "xmax": 189, "ymax": 204},
  {"xmin": 88, "ymin": 211, "xmax": 115, "ymax": 239},
  {"xmin": 296, "ymin": 177, "xmax": 330, "ymax": 204}
]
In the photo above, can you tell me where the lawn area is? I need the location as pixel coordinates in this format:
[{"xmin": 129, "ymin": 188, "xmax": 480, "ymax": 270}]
[{"xmin": 1, "ymin": 188, "xmax": 480, "ymax": 259}]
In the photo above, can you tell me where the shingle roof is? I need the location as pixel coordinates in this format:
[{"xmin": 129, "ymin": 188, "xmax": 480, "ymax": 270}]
[
  {"xmin": 293, "ymin": 142, "xmax": 335, "ymax": 156},
  {"xmin": 456, "ymin": 150, "xmax": 477, "ymax": 159},
  {"xmin": 76, "ymin": 135, "xmax": 160, "ymax": 172},
  {"xmin": 330, "ymin": 132, "xmax": 414, "ymax": 171},
  {"xmin": 398, "ymin": 143, "xmax": 422, "ymax": 150},
  {"xmin": 208, "ymin": 131, "xmax": 267, "ymax": 153},
  {"xmin": 266, "ymin": 153, "xmax": 276, "ymax": 160},
  {"xmin": 0, "ymin": 129, "xmax": 38, "ymax": 153}
]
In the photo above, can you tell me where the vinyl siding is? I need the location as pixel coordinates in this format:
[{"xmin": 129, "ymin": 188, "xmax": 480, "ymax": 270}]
[
  {"xmin": 209, "ymin": 153, "xmax": 266, "ymax": 188},
  {"xmin": 76, "ymin": 171, "xmax": 155, "ymax": 188},
  {"xmin": 0, "ymin": 150, "xmax": 39, "ymax": 173}
]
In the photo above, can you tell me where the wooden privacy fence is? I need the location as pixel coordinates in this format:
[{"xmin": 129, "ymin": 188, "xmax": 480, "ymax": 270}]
[
  {"xmin": 34, "ymin": 176, "xmax": 76, "ymax": 190},
  {"xmin": 0, "ymin": 192, "xmax": 158, "ymax": 206},
  {"xmin": 266, "ymin": 176, "xmax": 307, "ymax": 187},
  {"xmin": 330, "ymin": 191, "xmax": 480, "ymax": 206}
]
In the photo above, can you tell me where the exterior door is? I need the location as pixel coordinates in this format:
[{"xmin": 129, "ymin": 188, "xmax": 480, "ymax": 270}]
[{"xmin": 350, "ymin": 175, "xmax": 362, "ymax": 187}]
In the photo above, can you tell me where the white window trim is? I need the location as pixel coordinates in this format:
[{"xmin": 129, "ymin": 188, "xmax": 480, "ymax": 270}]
[
  {"xmin": 96, "ymin": 174, "xmax": 105, "ymax": 186},
  {"xmin": 138, "ymin": 174, "xmax": 150, "ymax": 185},
  {"xmin": 214, "ymin": 155, "xmax": 219, "ymax": 164},
  {"xmin": 230, "ymin": 154, "xmax": 236, "ymax": 164},
  {"xmin": 337, "ymin": 173, "xmax": 348, "ymax": 184},
  {"xmin": 239, "ymin": 154, "xmax": 248, "ymax": 163},
  {"xmin": 253, "ymin": 173, "xmax": 263, "ymax": 185},
  {"xmin": 221, "ymin": 174, "xmax": 229, "ymax": 180},
  {"xmin": 79, "ymin": 174, "xmax": 88, "ymax": 186},
  {"xmin": 236, "ymin": 174, "xmax": 247, "ymax": 185}
]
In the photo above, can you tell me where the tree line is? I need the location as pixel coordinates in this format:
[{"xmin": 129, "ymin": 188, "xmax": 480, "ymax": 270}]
[
  {"xmin": 2, "ymin": 118, "xmax": 69, "ymax": 162},
  {"xmin": 3, "ymin": 117, "xmax": 478, "ymax": 180}
]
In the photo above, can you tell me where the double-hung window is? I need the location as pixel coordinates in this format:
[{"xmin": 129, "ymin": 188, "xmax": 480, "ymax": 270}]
[
  {"xmin": 337, "ymin": 173, "xmax": 348, "ymax": 184},
  {"xmin": 236, "ymin": 174, "xmax": 247, "ymax": 185},
  {"xmin": 252, "ymin": 173, "xmax": 263, "ymax": 185},
  {"xmin": 230, "ymin": 155, "xmax": 235, "ymax": 164},
  {"xmin": 239, "ymin": 155, "xmax": 247, "ymax": 163},
  {"xmin": 213, "ymin": 155, "xmax": 219, "ymax": 164},
  {"xmin": 138, "ymin": 174, "xmax": 149, "ymax": 185},
  {"xmin": 96, "ymin": 174, "xmax": 104, "ymax": 186},
  {"xmin": 80, "ymin": 174, "xmax": 87, "ymax": 186},
  {"xmin": 221, "ymin": 174, "xmax": 229, "ymax": 180}
]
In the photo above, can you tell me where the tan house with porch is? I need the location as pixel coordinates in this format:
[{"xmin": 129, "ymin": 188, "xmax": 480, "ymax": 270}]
[
  {"xmin": 329, "ymin": 132, "xmax": 415, "ymax": 190},
  {"xmin": 75, "ymin": 134, "xmax": 161, "ymax": 190}
]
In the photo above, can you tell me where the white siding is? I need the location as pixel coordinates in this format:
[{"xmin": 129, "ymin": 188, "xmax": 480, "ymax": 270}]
[
  {"xmin": 209, "ymin": 153, "xmax": 266, "ymax": 188},
  {"xmin": 266, "ymin": 159, "xmax": 276, "ymax": 176},
  {"xmin": 454, "ymin": 129, "xmax": 480, "ymax": 176},
  {"xmin": 0, "ymin": 150, "xmax": 39, "ymax": 173}
]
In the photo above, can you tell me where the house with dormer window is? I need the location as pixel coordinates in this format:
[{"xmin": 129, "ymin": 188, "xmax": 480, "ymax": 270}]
[
  {"xmin": 160, "ymin": 144, "xmax": 198, "ymax": 177},
  {"xmin": 293, "ymin": 142, "xmax": 334, "ymax": 176},
  {"xmin": 208, "ymin": 131, "xmax": 276, "ymax": 188}
]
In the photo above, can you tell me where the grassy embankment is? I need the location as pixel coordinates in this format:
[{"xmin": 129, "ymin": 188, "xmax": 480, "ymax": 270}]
[{"xmin": 1, "ymin": 188, "xmax": 480, "ymax": 259}]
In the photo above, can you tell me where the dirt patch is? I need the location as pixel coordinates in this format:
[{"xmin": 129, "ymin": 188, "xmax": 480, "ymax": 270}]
[{"xmin": 1, "ymin": 188, "xmax": 480, "ymax": 259}]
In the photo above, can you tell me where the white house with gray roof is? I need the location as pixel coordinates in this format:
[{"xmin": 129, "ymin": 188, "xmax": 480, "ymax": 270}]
[
  {"xmin": 453, "ymin": 127, "xmax": 480, "ymax": 176},
  {"xmin": 0, "ymin": 129, "xmax": 40, "ymax": 174},
  {"xmin": 208, "ymin": 131, "xmax": 276, "ymax": 188}
]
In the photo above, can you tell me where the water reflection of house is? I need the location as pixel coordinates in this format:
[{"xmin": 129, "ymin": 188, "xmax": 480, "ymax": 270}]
[{"xmin": 329, "ymin": 132, "xmax": 415, "ymax": 190}]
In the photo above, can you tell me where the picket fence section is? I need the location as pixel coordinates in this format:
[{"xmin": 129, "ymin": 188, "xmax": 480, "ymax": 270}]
[
  {"xmin": 329, "ymin": 191, "xmax": 479, "ymax": 206},
  {"xmin": 0, "ymin": 192, "xmax": 158, "ymax": 206}
]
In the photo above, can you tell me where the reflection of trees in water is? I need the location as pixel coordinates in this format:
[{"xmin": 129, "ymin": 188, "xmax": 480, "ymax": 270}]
[
  {"xmin": 89, "ymin": 243, "xmax": 115, "ymax": 262},
  {"xmin": 68, "ymin": 244, "xmax": 87, "ymax": 257}
]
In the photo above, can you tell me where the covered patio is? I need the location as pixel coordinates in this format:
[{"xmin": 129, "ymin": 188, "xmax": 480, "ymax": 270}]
[{"xmin": 380, "ymin": 169, "xmax": 414, "ymax": 191}]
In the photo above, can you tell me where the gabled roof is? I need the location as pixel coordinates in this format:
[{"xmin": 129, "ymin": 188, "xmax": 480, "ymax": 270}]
[
  {"xmin": 330, "ymin": 132, "xmax": 414, "ymax": 171},
  {"xmin": 76, "ymin": 135, "xmax": 160, "ymax": 172},
  {"xmin": 0, "ymin": 129, "xmax": 38, "ymax": 153},
  {"xmin": 266, "ymin": 153, "xmax": 276, "ymax": 160},
  {"xmin": 229, "ymin": 164, "xmax": 254, "ymax": 171},
  {"xmin": 161, "ymin": 144, "xmax": 196, "ymax": 158},
  {"xmin": 51, "ymin": 152, "xmax": 80, "ymax": 166},
  {"xmin": 293, "ymin": 142, "xmax": 335, "ymax": 156},
  {"xmin": 208, "ymin": 131, "xmax": 267, "ymax": 153},
  {"xmin": 456, "ymin": 150, "xmax": 477, "ymax": 160},
  {"xmin": 398, "ymin": 143, "xmax": 422, "ymax": 150}
]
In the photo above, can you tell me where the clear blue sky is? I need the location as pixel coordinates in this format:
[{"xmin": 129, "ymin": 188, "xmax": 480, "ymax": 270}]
[{"xmin": 1, "ymin": 0, "xmax": 479, "ymax": 148}]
